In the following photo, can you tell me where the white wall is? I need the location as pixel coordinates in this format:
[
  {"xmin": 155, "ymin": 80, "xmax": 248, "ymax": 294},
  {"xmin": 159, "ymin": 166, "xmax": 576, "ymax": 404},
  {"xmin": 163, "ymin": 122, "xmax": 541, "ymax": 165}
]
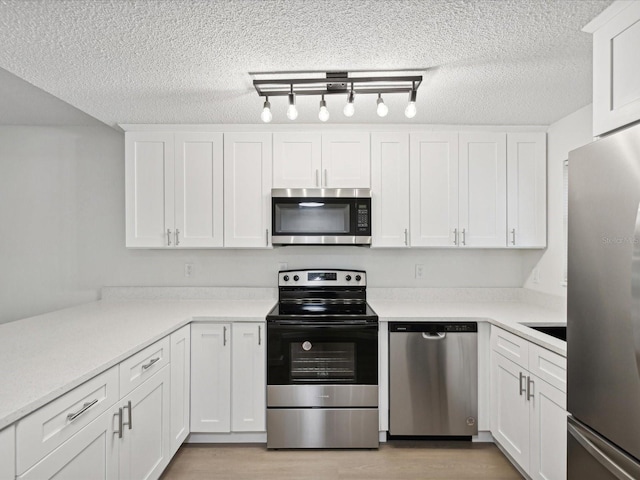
[
  {"xmin": 523, "ymin": 104, "xmax": 593, "ymax": 296},
  {"xmin": 0, "ymin": 124, "xmax": 534, "ymax": 324}
]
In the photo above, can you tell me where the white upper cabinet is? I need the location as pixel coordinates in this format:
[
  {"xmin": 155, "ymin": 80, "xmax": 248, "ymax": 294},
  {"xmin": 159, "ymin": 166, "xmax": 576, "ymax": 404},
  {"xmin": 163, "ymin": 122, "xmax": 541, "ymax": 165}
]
[
  {"xmin": 507, "ymin": 133, "xmax": 546, "ymax": 248},
  {"xmin": 224, "ymin": 132, "xmax": 273, "ymax": 248},
  {"xmin": 174, "ymin": 133, "xmax": 224, "ymax": 247},
  {"xmin": 459, "ymin": 132, "xmax": 507, "ymax": 247},
  {"xmin": 125, "ymin": 131, "xmax": 223, "ymax": 248},
  {"xmin": 410, "ymin": 132, "xmax": 459, "ymax": 247},
  {"xmin": 584, "ymin": 1, "xmax": 640, "ymax": 136},
  {"xmin": 272, "ymin": 132, "xmax": 322, "ymax": 188},
  {"xmin": 125, "ymin": 132, "xmax": 175, "ymax": 248},
  {"xmin": 273, "ymin": 132, "xmax": 370, "ymax": 188},
  {"xmin": 371, "ymin": 132, "xmax": 410, "ymax": 248},
  {"xmin": 321, "ymin": 132, "xmax": 371, "ymax": 188}
]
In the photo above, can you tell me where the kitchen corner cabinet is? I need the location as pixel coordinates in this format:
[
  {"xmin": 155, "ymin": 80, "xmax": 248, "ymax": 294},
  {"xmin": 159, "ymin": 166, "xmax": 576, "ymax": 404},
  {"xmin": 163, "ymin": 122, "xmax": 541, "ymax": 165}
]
[
  {"xmin": 224, "ymin": 133, "xmax": 273, "ymax": 248},
  {"xmin": 170, "ymin": 325, "xmax": 190, "ymax": 456},
  {"xmin": 490, "ymin": 327, "xmax": 567, "ymax": 480},
  {"xmin": 0, "ymin": 425, "xmax": 15, "ymax": 480},
  {"xmin": 190, "ymin": 322, "xmax": 266, "ymax": 434},
  {"xmin": 371, "ymin": 132, "xmax": 410, "ymax": 247},
  {"xmin": 125, "ymin": 131, "xmax": 224, "ymax": 248},
  {"xmin": 507, "ymin": 133, "xmax": 546, "ymax": 248},
  {"xmin": 584, "ymin": 1, "xmax": 640, "ymax": 136},
  {"xmin": 272, "ymin": 132, "xmax": 370, "ymax": 188}
]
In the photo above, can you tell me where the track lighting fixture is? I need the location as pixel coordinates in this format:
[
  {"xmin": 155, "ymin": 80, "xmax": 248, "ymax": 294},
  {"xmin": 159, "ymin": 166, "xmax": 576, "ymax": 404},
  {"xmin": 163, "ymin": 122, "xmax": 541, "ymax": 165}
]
[
  {"xmin": 343, "ymin": 89, "xmax": 355, "ymax": 117},
  {"xmin": 405, "ymin": 88, "xmax": 417, "ymax": 119},
  {"xmin": 318, "ymin": 95, "xmax": 330, "ymax": 122},
  {"xmin": 261, "ymin": 97, "xmax": 272, "ymax": 123},
  {"xmin": 376, "ymin": 94, "xmax": 388, "ymax": 117},
  {"xmin": 252, "ymin": 70, "xmax": 423, "ymax": 122}
]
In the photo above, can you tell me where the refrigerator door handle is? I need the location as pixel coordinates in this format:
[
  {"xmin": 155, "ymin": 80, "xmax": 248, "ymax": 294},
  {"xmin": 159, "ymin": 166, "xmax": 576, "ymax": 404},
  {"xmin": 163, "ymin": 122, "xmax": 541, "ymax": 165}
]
[
  {"xmin": 631, "ymin": 202, "xmax": 640, "ymax": 378},
  {"xmin": 568, "ymin": 418, "xmax": 639, "ymax": 480}
]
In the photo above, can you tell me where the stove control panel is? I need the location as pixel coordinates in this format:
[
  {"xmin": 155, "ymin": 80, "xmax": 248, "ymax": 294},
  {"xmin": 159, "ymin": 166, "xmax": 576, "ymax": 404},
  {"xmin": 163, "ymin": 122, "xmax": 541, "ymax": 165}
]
[{"xmin": 278, "ymin": 269, "xmax": 366, "ymax": 287}]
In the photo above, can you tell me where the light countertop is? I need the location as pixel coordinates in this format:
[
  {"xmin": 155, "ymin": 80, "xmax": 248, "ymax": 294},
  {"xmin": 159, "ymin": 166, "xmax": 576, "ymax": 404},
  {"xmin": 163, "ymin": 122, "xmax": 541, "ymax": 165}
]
[{"xmin": 0, "ymin": 294, "xmax": 565, "ymax": 430}]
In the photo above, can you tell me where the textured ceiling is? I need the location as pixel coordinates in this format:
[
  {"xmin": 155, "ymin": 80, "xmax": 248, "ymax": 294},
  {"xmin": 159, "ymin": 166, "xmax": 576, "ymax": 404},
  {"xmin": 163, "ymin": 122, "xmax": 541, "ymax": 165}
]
[{"xmin": 0, "ymin": 0, "xmax": 613, "ymax": 128}]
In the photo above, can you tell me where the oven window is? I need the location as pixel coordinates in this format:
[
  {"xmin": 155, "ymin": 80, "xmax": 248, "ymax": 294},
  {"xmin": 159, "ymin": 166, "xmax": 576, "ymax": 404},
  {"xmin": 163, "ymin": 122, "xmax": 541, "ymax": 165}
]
[
  {"xmin": 274, "ymin": 203, "xmax": 350, "ymax": 234},
  {"xmin": 290, "ymin": 342, "xmax": 356, "ymax": 382}
]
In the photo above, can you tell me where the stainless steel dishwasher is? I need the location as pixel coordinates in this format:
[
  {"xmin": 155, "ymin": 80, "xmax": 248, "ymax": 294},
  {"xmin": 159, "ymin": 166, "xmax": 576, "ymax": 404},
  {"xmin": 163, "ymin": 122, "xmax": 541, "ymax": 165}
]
[{"xmin": 389, "ymin": 322, "xmax": 478, "ymax": 437}]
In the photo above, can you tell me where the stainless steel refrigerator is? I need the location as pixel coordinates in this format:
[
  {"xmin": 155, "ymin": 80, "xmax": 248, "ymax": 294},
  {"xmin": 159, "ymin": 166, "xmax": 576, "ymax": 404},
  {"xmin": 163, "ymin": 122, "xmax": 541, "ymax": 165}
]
[{"xmin": 568, "ymin": 121, "xmax": 640, "ymax": 479}]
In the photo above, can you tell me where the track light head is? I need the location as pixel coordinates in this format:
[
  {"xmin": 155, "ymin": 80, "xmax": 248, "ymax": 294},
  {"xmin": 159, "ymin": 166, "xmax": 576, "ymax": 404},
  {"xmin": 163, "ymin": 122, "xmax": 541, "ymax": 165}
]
[
  {"xmin": 261, "ymin": 97, "xmax": 272, "ymax": 123},
  {"xmin": 343, "ymin": 90, "xmax": 355, "ymax": 117},
  {"xmin": 376, "ymin": 94, "xmax": 388, "ymax": 117}
]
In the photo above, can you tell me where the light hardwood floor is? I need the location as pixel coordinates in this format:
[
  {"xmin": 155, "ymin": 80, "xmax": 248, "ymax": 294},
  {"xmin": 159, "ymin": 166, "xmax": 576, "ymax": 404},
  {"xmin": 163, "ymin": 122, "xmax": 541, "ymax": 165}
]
[{"xmin": 161, "ymin": 441, "xmax": 523, "ymax": 480}]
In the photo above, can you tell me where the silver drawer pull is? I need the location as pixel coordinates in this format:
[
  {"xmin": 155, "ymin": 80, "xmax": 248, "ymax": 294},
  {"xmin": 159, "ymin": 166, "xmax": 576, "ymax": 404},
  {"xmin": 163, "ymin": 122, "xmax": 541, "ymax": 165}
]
[
  {"xmin": 141, "ymin": 357, "xmax": 160, "ymax": 370},
  {"xmin": 123, "ymin": 400, "xmax": 132, "ymax": 430},
  {"xmin": 519, "ymin": 372, "xmax": 526, "ymax": 396},
  {"xmin": 115, "ymin": 408, "xmax": 123, "ymax": 438},
  {"xmin": 67, "ymin": 398, "xmax": 99, "ymax": 422}
]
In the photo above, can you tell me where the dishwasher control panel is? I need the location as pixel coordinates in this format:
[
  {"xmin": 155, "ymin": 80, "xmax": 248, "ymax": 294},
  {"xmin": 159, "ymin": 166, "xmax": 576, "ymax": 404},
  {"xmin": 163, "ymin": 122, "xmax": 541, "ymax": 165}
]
[{"xmin": 389, "ymin": 322, "xmax": 477, "ymax": 333}]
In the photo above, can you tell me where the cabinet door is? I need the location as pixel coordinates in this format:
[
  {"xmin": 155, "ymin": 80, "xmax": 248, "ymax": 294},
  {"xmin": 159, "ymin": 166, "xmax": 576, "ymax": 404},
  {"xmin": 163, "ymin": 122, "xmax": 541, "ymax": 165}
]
[
  {"xmin": 174, "ymin": 133, "xmax": 224, "ymax": 247},
  {"xmin": 190, "ymin": 323, "xmax": 231, "ymax": 433},
  {"xmin": 591, "ymin": 1, "xmax": 640, "ymax": 136},
  {"xmin": 491, "ymin": 352, "xmax": 530, "ymax": 472},
  {"xmin": 125, "ymin": 132, "xmax": 175, "ymax": 248},
  {"xmin": 0, "ymin": 425, "xmax": 15, "ymax": 480},
  {"xmin": 321, "ymin": 132, "xmax": 370, "ymax": 188},
  {"xmin": 224, "ymin": 133, "xmax": 273, "ymax": 248},
  {"xmin": 409, "ymin": 132, "xmax": 459, "ymax": 247},
  {"xmin": 529, "ymin": 375, "xmax": 567, "ymax": 480},
  {"xmin": 459, "ymin": 132, "xmax": 507, "ymax": 247},
  {"xmin": 231, "ymin": 323, "xmax": 266, "ymax": 432},
  {"xmin": 273, "ymin": 132, "xmax": 322, "ymax": 188},
  {"xmin": 19, "ymin": 411, "xmax": 118, "ymax": 480},
  {"xmin": 170, "ymin": 325, "xmax": 190, "ymax": 455},
  {"xmin": 119, "ymin": 366, "xmax": 171, "ymax": 480},
  {"xmin": 507, "ymin": 133, "xmax": 546, "ymax": 248},
  {"xmin": 371, "ymin": 132, "xmax": 410, "ymax": 247}
]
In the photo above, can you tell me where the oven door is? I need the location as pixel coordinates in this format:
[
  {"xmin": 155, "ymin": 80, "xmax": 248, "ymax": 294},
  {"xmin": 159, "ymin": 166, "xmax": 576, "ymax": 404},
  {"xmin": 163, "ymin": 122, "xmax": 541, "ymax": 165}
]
[{"xmin": 267, "ymin": 321, "xmax": 378, "ymax": 385}]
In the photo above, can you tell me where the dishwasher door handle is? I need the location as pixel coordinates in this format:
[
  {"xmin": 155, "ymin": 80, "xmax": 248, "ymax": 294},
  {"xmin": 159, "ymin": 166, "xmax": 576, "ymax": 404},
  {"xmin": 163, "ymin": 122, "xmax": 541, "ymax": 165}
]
[{"xmin": 421, "ymin": 332, "xmax": 447, "ymax": 340}]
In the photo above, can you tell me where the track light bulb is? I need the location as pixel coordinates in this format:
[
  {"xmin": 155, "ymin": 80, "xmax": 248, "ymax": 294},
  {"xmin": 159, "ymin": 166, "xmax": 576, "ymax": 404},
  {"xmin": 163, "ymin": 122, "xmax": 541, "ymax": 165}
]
[
  {"xmin": 343, "ymin": 90, "xmax": 355, "ymax": 117},
  {"xmin": 261, "ymin": 98, "xmax": 272, "ymax": 123},
  {"xmin": 287, "ymin": 92, "xmax": 298, "ymax": 120},
  {"xmin": 404, "ymin": 90, "xmax": 417, "ymax": 119},
  {"xmin": 376, "ymin": 94, "xmax": 388, "ymax": 117},
  {"xmin": 318, "ymin": 96, "xmax": 329, "ymax": 122}
]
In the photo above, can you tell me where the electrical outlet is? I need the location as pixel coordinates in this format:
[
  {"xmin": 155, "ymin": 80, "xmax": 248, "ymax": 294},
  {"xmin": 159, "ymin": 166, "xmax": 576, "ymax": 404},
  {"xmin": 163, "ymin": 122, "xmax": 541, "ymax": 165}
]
[
  {"xmin": 278, "ymin": 262, "xmax": 288, "ymax": 271},
  {"xmin": 532, "ymin": 268, "xmax": 540, "ymax": 284},
  {"xmin": 184, "ymin": 263, "xmax": 194, "ymax": 278},
  {"xmin": 415, "ymin": 264, "xmax": 424, "ymax": 279}
]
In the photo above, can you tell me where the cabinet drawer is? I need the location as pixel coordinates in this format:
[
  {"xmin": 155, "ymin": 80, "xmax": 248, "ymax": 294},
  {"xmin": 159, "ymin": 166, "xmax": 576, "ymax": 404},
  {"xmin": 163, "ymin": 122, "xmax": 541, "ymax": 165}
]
[
  {"xmin": 16, "ymin": 366, "xmax": 118, "ymax": 475},
  {"xmin": 528, "ymin": 343, "xmax": 567, "ymax": 393},
  {"xmin": 491, "ymin": 326, "xmax": 529, "ymax": 369},
  {"xmin": 119, "ymin": 337, "xmax": 170, "ymax": 397}
]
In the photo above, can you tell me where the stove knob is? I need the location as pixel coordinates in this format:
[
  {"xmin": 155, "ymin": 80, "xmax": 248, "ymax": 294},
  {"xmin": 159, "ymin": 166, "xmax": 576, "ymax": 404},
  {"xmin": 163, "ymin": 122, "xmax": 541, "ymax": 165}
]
[
  {"xmin": 283, "ymin": 275, "xmax": 289, "ymax": 282},
  {"xmin": 293, "ymin": 275, "xmax": 299, "ymax": 281},
  {"xmin": 345, "ymin": 275, "xmax": 352, "ymax": 281},
  {"xmin": 355, "ymin": 275, "xmax": 362, "ymax": 281}
]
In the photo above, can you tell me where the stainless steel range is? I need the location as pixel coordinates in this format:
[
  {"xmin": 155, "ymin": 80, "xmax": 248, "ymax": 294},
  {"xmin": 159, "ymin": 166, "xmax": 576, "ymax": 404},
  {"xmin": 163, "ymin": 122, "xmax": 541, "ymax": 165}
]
[{"xmin": 265, "ymin": 269, "xmax": 379, "ymax": 449}]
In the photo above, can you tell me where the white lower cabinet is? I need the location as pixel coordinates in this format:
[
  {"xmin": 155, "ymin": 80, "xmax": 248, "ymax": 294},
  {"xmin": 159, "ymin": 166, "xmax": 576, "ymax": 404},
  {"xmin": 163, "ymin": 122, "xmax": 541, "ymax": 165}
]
[
  {"xmin": 490, "ymin": 327, "xmax": 567, "ymax": 480},
  {"xmin": 170, "ymin": 325, "xmax": 191, "ymax": 455},
  {"xmin": 0, "ymin": 425, "xmax": 15, "ymax": 480},
  {"xmin": 191, "ymin": 322, "xmax": 266, "ymax": 434}
]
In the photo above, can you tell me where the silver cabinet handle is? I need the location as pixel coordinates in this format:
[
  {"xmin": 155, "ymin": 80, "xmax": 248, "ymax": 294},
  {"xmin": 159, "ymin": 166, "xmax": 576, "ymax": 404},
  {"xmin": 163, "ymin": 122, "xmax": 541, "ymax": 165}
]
[
  {"xmin": 175, "ymin": 229, "xmax": 180, "ymax": 246},
  {"xmin": 266, "ymin": 229, "xmax": 269, "ymax": 247},
  {"xmin": 519, "ymin": 372, "xmax": 526, "ymax": 396},
  {"xmin": 123, "ymin": 400, "xmax": 132, "ymax": 430},
  {"xmin": 258, "ymin": 325, "xmax": 262, "ymax": 345},
  {"xmin": 511, "ymin": 228, "xmax": 516, "ymax": 245},
  {"xmin": 324, "ymin": 169, "xmax": 328, "ymax": 187},
  {"xmin": 115, "ymin": 408, "xmax": 123, "ymax": 438},
  {"xmin": 223, "ymin": 326, "xmax": 227, "ymax": 346},
  {"xmin": 315, "ymin": 169, "xmax": 319, "ymax": 187},
  {"xmin": 67, "ymin": 399, "xmax": 98, "ymax": 422},
  {"xmin": 461, "ymin": 228, "xmax": 467, "ymax": 246},
  {"xmin": 142, "ymin": 357, "xmax": 160, "ymax": 370},
  {"xmin": 453, "ymin": 228, "xmax": 458, "ymax": 245},
  {"xmin": 404, "ymin": 228, "xmax": 408, "ymax": 246},
  {"xmin": 527, "ymin": 376, "xmax": 535, "ymax": 400},
  {"xmin": 167, "ymin": 229, "xmax": 172, "ymax": 246}
]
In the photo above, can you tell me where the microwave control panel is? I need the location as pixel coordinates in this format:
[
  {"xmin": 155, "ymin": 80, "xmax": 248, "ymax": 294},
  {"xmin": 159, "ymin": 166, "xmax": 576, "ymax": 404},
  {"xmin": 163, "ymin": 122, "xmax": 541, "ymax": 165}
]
[{"xmin": 356, "ymin": 203, "xmax": 369, "ymax": 232}]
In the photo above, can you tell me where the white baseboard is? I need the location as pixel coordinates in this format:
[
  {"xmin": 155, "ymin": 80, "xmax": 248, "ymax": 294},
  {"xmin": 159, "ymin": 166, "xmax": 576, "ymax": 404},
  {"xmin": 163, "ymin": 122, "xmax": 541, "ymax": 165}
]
[
  {"xmin": 187, "ymin": 432, "xmax": 267, "ymax": 444},
  {"xmin": 472, "ymin": 431, "xmax": 493, "ymax": 443}
]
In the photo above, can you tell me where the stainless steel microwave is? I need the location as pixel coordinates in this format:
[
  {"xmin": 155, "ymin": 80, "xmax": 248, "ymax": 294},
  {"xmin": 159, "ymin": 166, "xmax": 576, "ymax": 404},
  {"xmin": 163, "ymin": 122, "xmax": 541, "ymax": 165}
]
[{"xmin": 271, "ymin": 188, "xmax": 371, "ymax": 245}]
